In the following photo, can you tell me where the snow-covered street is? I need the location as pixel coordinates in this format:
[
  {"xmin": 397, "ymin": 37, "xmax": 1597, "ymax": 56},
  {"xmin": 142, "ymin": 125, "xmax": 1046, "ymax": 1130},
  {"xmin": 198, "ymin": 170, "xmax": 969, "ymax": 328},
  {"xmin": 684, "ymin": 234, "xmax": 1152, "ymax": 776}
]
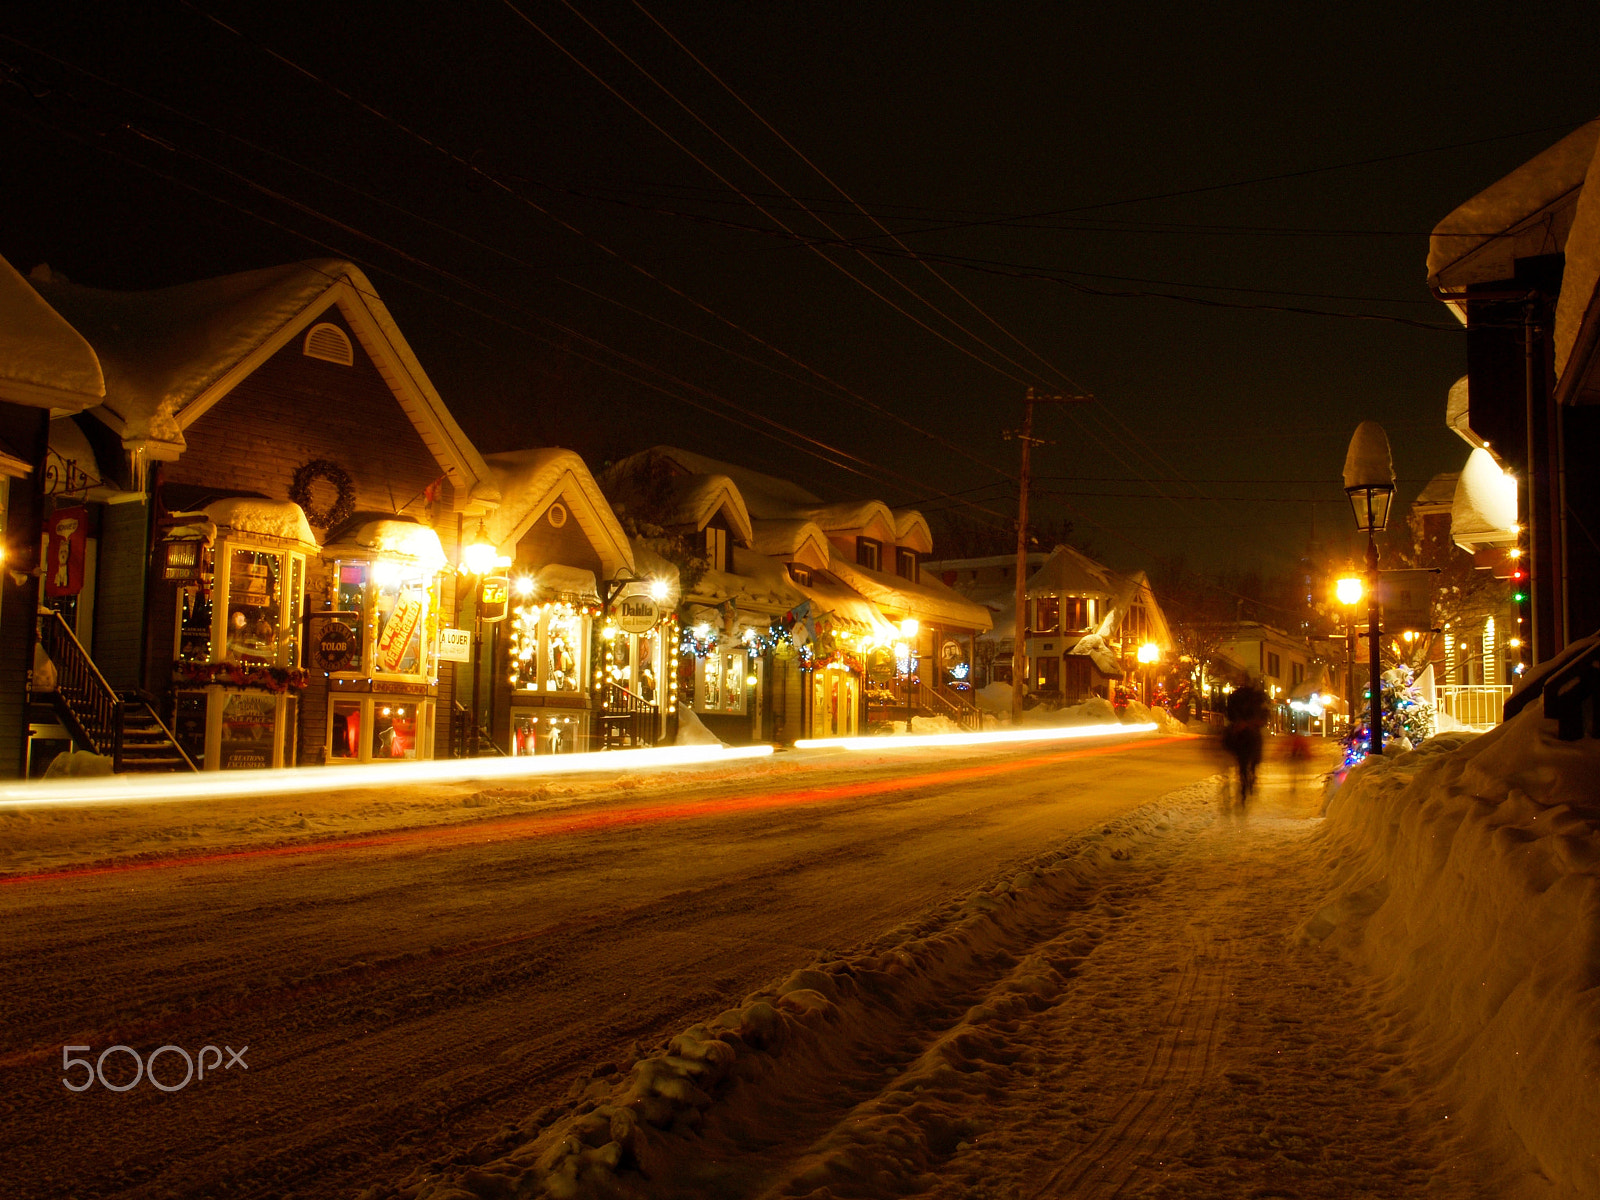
[{"xmin": 3, "ymin": 723, "xmax": 1589, "ymax": 1200}]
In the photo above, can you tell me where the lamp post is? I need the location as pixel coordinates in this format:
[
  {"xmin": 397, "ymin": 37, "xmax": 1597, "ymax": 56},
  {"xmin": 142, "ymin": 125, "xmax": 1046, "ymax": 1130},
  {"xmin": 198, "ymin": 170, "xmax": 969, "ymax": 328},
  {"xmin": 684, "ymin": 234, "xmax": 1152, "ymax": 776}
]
[
  {"xmin": 1335, "ymin": 575, "xmax": 1363, "ymax": 739},
  {"xmin": 1343, "ymin": 422, "xmax": 1396, "ymax": 757},
  {"xmin": 459, "ymin": 520, "xmax": 507, "ymax": 757},
  {"xmin": 898, "ymin": 618, "xmax": 919, "ymax": 730},
  {"xmin": 1137, "ymin": 641, "xmax": 1159, "ymax": 708}
]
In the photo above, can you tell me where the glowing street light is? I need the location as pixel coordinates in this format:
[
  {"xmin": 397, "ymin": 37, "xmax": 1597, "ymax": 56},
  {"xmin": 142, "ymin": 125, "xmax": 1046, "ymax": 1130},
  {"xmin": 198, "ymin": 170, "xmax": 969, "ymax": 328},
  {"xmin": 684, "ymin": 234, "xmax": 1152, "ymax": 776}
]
[
  {"xmin": 1343, "ymin": 421, "xmax": 1395, "ymax": 757},
  {"xmin": 1136, "ymin": 641, "xmax": 1159, "ymax": 707},
  {"xmin": 1335, "ymin": 576, "xmax": 1363, "ymax": 607}
]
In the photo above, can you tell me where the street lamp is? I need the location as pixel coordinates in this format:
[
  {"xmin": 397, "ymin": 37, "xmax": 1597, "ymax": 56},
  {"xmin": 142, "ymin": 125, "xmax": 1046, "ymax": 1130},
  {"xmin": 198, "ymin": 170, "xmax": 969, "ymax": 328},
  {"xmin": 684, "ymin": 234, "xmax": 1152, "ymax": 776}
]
[
  {"xmin": 459, "ymin": 519, "xmax": 511, "ymax": 756},
  {"xmin": 898, "ymin": 618, "xmax": 919, "ymax": 729},
  {"xmin": 1343, "ymin": 422, "xmax": 1395, "ymax": 757},
  {"xmin": 1335, "ymin": 575, "xmax": 1363, "ymax": 739},
  {"xmin": 1137, "ymin": 641, "xmax": 1159, "ymax": 706}
]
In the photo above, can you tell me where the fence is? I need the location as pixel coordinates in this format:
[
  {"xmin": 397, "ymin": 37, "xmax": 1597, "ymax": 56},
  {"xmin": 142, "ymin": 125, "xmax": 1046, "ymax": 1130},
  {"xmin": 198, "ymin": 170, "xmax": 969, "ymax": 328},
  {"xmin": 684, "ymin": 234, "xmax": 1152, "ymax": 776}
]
[{"xmin": 1435, "ymin": 684, "xmax": 1511, "ymax": 731}]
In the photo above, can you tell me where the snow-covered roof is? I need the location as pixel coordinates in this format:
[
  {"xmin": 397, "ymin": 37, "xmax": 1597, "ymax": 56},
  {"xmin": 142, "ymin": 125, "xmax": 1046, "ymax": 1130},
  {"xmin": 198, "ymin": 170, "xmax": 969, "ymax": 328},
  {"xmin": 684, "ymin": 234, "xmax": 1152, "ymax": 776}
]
[
  {"xmin": 665, "ymin": 474, "xmax": 754, "ymax": 545},
  {"xmin": 606, "ymin": 446, "xmax": 822, "ymax": 520},
  {"xmin": 203, "ymin": 497, "xmax": 318, "ymax": 548},
  {"xmin": 322, "ymin": 519, "xmax": 447, "ymax": 571},
  {"xmin": 827, "ymin": 550, "xmax": 993, "ymax": 632},
  {"xmin": 1023, "ymin": 544, "xmax": 1118, "ymax": 598},
  {"xmin": 1428, "ymin": 118, "xmax": 1600, "ymax": 296},
  {"xmin": 30, "ymin": 260, "xmax": 496, "ymax": 503},
  {"xmin": 1444, "ymin": 374, "xmax": 1490, "ymax": 453},
  {"xmin": 484, "ymin": 447, "xmax": 633, "ymax": 579},
  {"xmin": 892, "ymin": 509, "xmax": 933, "ymax": 554},
  {"xmin": 0, "ymin": 255, "xmax": 103, "ymax": 412},
  {"xmin": 530, "ymin": 563, "xmax": 599, "ymax": 602},
  {"xmin": 1066, "ymin": 632, "xmax": 1123, "ymax": 677},
  {"xmin": 688, "ymin": 546, "xmax": 807, "ymax": 615},
  {"xmin": 1412, "ymin": 471, "xmax": 1460, "ymax": 512},
  {"xmin": 1555, "ymin": 127, "xmax": 1600, "ymax": 377},
  {"xmin": 749, "ymin": 519, "xmax": 831, "ymax": 570},
  {"xmin": 788, "ymin": 573, "xmax": 895, "ymax": 639},
  {"xmin": 1450, "ymin": 447, "xmax": 1519, "ymax": 549},
  {"xmin": 1341, "ymin": 421, "xmax": 1395, "ymax": 491}
]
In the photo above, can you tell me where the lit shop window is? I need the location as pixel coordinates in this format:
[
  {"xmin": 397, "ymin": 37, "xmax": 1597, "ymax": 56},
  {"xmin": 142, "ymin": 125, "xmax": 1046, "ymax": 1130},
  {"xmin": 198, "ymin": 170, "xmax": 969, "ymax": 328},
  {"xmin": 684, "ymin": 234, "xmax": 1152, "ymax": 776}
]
[
  {"xmin": 695, "ymin": 649, "xmax": 747, "ymax": 714},
  {"xmin": 372, "ymin": 701, "xmax": 419, "ymax": 760},
  {"xmin": 508, "ymin": 600, "xmax": 592, "ymax": 693},
  {"xmin": 332, "ymin": 559, "xmax": 439, "ymax": 679},
  {"xmin": 175, "ymin": 542, "xmax": 306, "ymax": 669}
]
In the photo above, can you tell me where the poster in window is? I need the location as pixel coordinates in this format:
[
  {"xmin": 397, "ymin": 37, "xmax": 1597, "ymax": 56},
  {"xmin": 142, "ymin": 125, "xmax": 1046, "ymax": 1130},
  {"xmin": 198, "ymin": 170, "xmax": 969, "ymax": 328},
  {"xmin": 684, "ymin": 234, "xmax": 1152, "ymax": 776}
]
[
  {"xmin": 376, "ymin": 588, "xmax": 427, "ymax": 672},
  {"xmin": 219, "ymin": 691, "xmax": 276, "ymax": 770}
]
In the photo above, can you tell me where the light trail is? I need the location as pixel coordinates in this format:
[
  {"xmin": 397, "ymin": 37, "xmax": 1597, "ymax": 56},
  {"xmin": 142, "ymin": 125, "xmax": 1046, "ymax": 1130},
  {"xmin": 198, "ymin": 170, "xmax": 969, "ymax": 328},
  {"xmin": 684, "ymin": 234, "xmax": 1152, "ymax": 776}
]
[
  {"xmin": 0, "ymin": 743, "xmax": 773, "ymax": 811},
  {"xmin": 0, "ymin": 736, "xmax": 1191, "ymax": 888},
  {"xmin": 795, "ymin": 721, "xmax": 1158, "ymax": 751}
]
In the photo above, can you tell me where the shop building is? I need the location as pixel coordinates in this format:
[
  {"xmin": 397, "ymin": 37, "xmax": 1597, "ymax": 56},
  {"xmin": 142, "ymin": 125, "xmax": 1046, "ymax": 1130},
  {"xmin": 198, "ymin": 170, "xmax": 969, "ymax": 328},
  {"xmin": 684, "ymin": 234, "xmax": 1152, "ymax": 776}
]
[
  {"xmin": 26, "ymin": 259, "xmax": 499, "ymax": 772},
  {"xmin": 475, "ymin": 448, "xmax": 646, "ymax": 755}
]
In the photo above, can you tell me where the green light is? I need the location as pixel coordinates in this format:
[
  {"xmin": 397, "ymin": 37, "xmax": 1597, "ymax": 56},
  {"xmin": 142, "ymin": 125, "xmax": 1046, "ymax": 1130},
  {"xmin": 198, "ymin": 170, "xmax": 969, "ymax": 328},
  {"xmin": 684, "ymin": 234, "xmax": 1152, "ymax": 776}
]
[{"xmin": 1513, "ymin": 592, "xmax": 1527, "ymax": 603}]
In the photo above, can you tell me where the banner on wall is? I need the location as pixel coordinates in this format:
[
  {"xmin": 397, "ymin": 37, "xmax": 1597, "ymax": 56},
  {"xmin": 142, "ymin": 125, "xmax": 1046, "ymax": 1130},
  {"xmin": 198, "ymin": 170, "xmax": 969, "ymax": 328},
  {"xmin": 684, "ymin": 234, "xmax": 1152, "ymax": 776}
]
[
  {"xmin": 376, "ymin": 589, "xmax": 428, "ymax": 673},
  {"xmin": 43, "ymin": 506, "xmax": 88, "ymax": 598}
]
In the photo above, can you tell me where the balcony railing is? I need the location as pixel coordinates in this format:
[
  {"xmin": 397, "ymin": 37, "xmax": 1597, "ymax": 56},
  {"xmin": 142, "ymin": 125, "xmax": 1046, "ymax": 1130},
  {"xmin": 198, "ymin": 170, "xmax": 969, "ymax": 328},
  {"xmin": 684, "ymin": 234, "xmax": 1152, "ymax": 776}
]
[{"xmin": 1436, "ymin": 684, "xmax": 1512, "ymax": 731}]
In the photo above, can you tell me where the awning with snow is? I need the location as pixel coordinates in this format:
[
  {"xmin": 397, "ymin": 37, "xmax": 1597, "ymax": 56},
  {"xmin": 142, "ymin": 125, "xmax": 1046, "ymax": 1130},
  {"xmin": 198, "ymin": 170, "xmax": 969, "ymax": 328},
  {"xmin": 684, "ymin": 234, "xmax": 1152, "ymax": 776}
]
[
  {"xmin": 322, "ymin": 519, "xmax": 447, "ymax": 572},
  {"xmin": 204, "ymin": 497, "xmax": 318, "ymax": 549}
]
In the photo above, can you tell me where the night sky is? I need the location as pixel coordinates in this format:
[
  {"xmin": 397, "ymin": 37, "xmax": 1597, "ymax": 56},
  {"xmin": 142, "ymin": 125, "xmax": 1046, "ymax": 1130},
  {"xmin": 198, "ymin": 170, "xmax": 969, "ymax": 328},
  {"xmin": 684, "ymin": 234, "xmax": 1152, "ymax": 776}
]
[{"xmin": 3, "ymin": 1, "xmax": 1596, "ymax": 579}]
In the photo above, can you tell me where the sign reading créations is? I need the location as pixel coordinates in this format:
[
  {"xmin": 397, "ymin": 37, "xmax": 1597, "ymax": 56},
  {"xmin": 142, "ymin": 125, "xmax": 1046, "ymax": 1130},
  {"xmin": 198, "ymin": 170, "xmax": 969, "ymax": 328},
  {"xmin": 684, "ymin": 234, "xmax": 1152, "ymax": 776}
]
[{"xmin": 614, "ymin": 596, "xmax": 660, "ymax": 635}]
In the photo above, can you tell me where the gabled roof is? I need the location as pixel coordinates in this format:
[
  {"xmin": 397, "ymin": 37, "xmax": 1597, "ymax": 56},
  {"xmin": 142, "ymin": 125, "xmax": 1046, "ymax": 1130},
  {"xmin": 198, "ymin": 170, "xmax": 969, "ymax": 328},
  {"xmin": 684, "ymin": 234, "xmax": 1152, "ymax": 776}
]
[
  {"xmin": 0, "ymin": 255, "xmax": 102, "ymax": 412},
  {"xmin": 893, "ymin": 509, "xmax": 933, "ymax": 554},
  {"xmin": 665, "ymin": 474, "xmax": 754, "ymax": 545},
  {"xmin": 609, "ymin": 446, "xmax": 822, "ymax": 520},
  {"xmin": 1024, "ymin": 543, "xmax": 1118, "ymax": 598},
  {"xmin": 30, "ymin": 260, "xmax": 496, "ymax": 505},
  {"xmin": 484, "ymin": 447, "xmax": 633, "ymax": 580},
  {"xmin": 1412, "ymin": 471, "xmax": 1460, "ymax": 512},
  {"xmin": 827, "ymin": 550, "xmax": 993, "ymax": 631},
  {"xmin": 750, "ymin": 519, "xmax": 832, "ymax": 570}
]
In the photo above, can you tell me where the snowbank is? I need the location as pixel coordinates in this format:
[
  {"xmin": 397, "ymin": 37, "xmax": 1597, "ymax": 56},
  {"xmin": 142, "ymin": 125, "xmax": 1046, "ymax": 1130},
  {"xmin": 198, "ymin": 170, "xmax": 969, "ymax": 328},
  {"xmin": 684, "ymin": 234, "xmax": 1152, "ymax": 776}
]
[
  {"xmin": 673, "ymin": 708, "xmax": 724, "ymax": 747},
  {"xmin": 1305, "ymin": 701, "xmax": 1600, "ymax": 1198},
  {"xmin": 1118, "ymin": 699, "xmax": 1187, "ymax": 735}
]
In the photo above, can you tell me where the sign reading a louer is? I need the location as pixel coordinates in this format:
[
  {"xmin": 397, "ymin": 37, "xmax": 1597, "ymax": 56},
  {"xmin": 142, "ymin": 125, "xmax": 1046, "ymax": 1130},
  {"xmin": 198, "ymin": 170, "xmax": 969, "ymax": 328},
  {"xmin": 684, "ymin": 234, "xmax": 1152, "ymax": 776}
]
[
  {"xmin": 614, "ymin": 596, "xmax": 660, "ymax": 635},
  {"xmin": 438, "ymin": 627, "xmax": 473, "ymax": 663}
]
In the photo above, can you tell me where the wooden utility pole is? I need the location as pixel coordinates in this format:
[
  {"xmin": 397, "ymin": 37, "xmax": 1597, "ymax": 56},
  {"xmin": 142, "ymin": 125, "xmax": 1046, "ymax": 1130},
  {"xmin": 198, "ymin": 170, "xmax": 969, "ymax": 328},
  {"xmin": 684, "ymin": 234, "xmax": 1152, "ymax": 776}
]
[{"xmin": 1007, "ymin": 387, "xmax": 1091, "ymax": 723}]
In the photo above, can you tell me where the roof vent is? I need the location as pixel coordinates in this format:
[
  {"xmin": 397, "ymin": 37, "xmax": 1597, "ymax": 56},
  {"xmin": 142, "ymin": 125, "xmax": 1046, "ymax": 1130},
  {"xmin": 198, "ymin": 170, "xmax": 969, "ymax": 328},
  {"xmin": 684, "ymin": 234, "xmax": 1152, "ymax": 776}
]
[{"xmin": 303, "ymin": 322, "xmax": 354, "ymax": 366}]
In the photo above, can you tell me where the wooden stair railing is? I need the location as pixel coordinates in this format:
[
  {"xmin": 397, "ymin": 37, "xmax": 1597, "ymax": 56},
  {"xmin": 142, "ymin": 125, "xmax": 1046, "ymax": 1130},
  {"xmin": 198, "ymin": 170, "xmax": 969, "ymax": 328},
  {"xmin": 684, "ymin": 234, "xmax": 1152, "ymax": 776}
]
[{"xmin": 601, "ymin": 683, "xmax": 659, "ymax": 748}]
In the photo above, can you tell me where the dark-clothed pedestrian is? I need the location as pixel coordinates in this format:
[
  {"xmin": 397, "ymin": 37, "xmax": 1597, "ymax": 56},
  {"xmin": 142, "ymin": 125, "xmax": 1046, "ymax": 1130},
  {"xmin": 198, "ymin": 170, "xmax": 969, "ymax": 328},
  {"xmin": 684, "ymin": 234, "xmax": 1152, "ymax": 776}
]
[{"xmin": 1223, "ymin": 683, "xmax": 1269, "ymax": 808}]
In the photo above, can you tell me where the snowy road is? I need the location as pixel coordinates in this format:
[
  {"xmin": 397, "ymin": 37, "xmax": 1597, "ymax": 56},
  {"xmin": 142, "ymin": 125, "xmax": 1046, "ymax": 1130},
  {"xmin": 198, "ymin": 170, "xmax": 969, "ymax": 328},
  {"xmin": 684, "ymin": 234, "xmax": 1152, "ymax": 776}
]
[{"xmin": 1, "ymin": 730, "xmax": 1209, "ymax": 1199}]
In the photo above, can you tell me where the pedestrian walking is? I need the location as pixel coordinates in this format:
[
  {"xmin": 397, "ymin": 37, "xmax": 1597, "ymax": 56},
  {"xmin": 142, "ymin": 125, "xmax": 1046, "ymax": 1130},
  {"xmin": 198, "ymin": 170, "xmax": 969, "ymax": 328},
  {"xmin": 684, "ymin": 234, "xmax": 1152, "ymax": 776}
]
[{"xmin": 1223, "ymin": 683, "xmax": 1269, "ymax": 810}]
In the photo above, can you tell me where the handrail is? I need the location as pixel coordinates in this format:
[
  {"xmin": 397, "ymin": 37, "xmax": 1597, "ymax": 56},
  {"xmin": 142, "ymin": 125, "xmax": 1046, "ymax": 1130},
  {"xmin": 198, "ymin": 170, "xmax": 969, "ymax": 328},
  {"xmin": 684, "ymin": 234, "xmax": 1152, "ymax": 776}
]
[
  {"xmin": 125, "ymin": 699, "xmax": 199, "ymax": 772},
  {"xmin": 920, "ymin": 682, "xmax": 982, "ymax": 731},
  {"xmin": 605, "ymin": 682, "xmax": 659, "ymax": 716},
  {"xmin": 36, "ymin": 608, "xmax": 120, "ymax": 754}
]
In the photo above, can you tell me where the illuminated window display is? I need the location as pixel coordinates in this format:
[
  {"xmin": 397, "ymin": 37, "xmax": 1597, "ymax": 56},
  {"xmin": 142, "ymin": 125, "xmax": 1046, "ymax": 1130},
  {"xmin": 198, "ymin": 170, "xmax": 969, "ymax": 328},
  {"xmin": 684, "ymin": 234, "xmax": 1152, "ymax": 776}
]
[
  {"xmin": 507, "ymin": 591, "xmax": 600, "ymax": 756},
  {"xmin": 164, "ymin": 500, "xmax": 316, "ymax": 771},
  {"xmin": 694, "ymin": 647, "xmax": 747, "ymax": 714}
]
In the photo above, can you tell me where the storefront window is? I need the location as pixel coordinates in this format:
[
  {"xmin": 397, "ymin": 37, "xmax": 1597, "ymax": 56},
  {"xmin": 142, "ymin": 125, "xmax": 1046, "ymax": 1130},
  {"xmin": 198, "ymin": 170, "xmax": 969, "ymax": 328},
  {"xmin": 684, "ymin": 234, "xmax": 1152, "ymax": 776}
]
[
  {"xmin": 332, "ymin": 559, "xmax": 439, "ymax": 679},
  {"xmin": 226, "ymin": 548, "xmax": 283, "ymax": 664},
  {"xmin": 178, "ymin": 580, "xmax": 213, "ymax": 663},
  {"xmin": 330, "ymin": 701, "xmax": 362, "ymax": 759},
  {"xmin": 546, "ymin": 607, "xmax": 582, "ymax": 692},
  {"xmin": 372, "ymin": 701, "xmax": 419, "ymax": 760},
  {"xmin": 703, "ymin": 651, "xmax": 722, "ymax": 710},
  {"xmin": 695, "ymin": 649, "xmax": 747, "ymax": 714},
  {"xmin": 635, "ymin": 633, "xmax": 657, "ymax": 702}
]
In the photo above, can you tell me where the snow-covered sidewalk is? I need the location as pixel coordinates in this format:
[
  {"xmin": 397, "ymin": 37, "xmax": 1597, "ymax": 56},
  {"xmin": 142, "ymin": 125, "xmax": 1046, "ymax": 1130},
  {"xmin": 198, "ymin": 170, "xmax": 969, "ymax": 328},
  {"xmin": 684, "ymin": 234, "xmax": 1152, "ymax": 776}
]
[{"xmin": 388, "ymin": 758, "xmax": 1501, "ymax": 1200}]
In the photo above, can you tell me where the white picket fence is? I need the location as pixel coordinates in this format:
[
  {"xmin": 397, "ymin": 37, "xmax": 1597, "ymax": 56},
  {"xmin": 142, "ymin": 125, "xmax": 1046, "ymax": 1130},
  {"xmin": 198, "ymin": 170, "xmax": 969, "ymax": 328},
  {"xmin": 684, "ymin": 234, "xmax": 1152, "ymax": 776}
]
[{"xmin": 1435, "ymin": 684, "xmax": 1511, "ymax": 731}]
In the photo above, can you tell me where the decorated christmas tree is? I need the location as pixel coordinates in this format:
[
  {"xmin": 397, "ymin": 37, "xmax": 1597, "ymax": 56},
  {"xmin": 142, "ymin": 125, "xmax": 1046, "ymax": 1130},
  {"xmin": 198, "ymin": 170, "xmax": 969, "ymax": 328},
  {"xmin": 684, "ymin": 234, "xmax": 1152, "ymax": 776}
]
[{"xmin": 1343, "ymin": 665, "xmax": 1436, "ymax": 768}]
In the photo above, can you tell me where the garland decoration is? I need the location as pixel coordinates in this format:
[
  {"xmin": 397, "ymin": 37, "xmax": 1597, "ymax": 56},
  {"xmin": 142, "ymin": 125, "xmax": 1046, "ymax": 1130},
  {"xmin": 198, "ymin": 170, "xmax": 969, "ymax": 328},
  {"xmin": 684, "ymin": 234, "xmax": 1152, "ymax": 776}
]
[
  {"xmin": 289, "ymin": 459, "xmax": 357, "ymax": 530},
  {"xmin": 172, "ymin": 661, "xmax": 309, "ymax": 693}
]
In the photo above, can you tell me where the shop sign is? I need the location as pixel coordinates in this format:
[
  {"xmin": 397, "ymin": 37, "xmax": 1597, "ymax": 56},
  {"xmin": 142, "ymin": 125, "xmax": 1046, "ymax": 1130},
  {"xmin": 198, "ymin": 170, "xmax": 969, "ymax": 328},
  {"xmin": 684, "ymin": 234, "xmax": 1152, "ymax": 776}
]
[
  {"xmin": 43, "ymin": 506, "xmax": 88, "ymax": 598},
  {"xmin": 438, "ymin": 627, "xmax": 473, "ymax": 663},
  {"xmin": 219, "ymin": 691, "xmax": 276, "ymax": 770},
  {"xmin": 376, "ymin": 589, "xmax": 427, "ymax": 673},
  {"xmin": 311, "ymin": 614, "xmax": 361, "ymax": 673},
  {"xmin": 480, "ymin": 575, "xmax": 510, "ymax": 623},
  {"xmin": 614, "ymin": 596, "xmax": 660, "ymax": 635},
  {"xmin": 160, "ymin": 538, "xmax": 205, "ymax": 583}
]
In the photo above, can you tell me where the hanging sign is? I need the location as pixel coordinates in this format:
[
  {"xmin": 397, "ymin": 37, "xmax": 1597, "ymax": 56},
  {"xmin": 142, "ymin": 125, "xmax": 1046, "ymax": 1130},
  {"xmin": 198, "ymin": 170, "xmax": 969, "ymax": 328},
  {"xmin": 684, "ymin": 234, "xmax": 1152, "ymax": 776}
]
[
  {"xmin": 479, "ymin": 575, "xmax": 510, "ymax": 623},
  {"xmin": 43, "ymin": 506, "xmax": 88, "ymax": 598},
  {"xmin": 438, "ymin": 627, "xmax": 473, "ymax": 663},
  {"xmin": 614, "ymin": 596, "xmax": 660, "ymax": 635},
  {"xmin": 376, "ymin": 589, "xmax": 427, "ymax": 672},
  {"xmin": 310, "ymin": 614, "xmax": 361, "ymax": 673}
]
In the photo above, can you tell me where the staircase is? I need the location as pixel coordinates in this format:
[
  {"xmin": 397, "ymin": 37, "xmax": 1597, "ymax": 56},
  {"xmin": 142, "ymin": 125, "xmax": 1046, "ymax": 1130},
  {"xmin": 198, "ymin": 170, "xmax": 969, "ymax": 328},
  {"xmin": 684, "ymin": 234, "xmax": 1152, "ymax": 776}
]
[
  {"xmin": 600, "ymin": 683, "xmax": 658, "ymax": 749},
  {"xmin": 449, "ymin": 702, "xmax": 507, "ymax": 758},
  {"xmin": 918, "ymin": 682, "xmax": 984, "ymax": 731},
  {"xmin": 35, "ymin": 609, "xmax": 197, "ymax": 773}
]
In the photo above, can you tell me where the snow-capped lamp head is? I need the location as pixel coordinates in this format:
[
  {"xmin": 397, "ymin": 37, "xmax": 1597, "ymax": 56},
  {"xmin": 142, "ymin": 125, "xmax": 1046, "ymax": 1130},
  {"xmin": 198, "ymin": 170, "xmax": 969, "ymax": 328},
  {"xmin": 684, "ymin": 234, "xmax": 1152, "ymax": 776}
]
[{"xmin": 1342, "ymin": 421, "xmax": 1396, "ymax": 533}]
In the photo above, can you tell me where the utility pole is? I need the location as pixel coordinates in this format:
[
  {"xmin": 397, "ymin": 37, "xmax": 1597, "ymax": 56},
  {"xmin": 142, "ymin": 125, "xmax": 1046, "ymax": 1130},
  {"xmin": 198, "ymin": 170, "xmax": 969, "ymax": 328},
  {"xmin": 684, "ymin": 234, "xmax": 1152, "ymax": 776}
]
[{"xmin": 1006, "ymin": 387, "xmax": 1091, "ymax": 723}]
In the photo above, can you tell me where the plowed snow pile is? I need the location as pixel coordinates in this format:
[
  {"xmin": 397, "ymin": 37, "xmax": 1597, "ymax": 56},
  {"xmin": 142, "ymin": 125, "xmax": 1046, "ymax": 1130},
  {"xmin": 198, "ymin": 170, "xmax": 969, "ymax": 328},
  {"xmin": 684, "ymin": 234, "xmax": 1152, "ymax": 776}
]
[{"xmin": 1306, "ymin": 693, "xmax": 1600, "ymax": 1199}]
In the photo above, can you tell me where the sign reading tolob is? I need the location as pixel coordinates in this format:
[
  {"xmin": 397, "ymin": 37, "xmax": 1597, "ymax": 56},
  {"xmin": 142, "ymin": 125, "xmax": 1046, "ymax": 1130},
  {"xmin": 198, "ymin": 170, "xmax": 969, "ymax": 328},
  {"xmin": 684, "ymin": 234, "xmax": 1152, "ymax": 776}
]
[
  {"xmin": 438, "ymin": 627, "xmax": 473, "ymax": 663},
  {"xmin": 312, "ymin": 615, "xmax": 360, "ymax": 673},
  {"xmin": 614, "ymin": 596, "xmax": 660, "ymax": 635}
]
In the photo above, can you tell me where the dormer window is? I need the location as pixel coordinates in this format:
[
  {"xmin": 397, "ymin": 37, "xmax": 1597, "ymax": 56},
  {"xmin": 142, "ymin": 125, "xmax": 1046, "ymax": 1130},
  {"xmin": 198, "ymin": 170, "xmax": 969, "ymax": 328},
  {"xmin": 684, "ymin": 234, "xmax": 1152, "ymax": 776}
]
[
  {"xmin": 856, "ymin": 536, "xmax": 881, "ymax": 571},
  {"xmin": 896, "ymin": 548, "xmax": 918, "ymax": 580},
  {"xmin": 787, "ymin": 563, "xmax": 812, "ymax": 588},
  {"xmin": 304, "ymin": 322, "xmax": 354, "ymax": 366},
  {"xmin": 703, "ymin": 525, "xmax": 731, "ymax": 572}
]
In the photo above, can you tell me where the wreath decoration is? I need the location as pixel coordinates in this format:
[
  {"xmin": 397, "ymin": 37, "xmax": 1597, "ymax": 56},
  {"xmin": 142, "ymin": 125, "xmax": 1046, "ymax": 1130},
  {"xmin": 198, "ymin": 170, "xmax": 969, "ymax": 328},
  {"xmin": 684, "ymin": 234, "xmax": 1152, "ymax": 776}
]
[{"xmin": 289, "ymin": 459, "xmax": 356, "ymax": 530}]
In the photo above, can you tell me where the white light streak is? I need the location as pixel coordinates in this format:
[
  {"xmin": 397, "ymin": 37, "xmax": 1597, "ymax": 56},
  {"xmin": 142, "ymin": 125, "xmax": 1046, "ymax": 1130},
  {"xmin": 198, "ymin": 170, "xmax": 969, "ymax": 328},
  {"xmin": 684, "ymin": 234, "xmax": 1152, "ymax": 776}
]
[
  {"xmin": 794, "ymin": 722, "xmax": 1158, "ymax": 751},
  {"xmin": 0, "ymin": 744, "xmax": 774, "ymax": 811}
]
